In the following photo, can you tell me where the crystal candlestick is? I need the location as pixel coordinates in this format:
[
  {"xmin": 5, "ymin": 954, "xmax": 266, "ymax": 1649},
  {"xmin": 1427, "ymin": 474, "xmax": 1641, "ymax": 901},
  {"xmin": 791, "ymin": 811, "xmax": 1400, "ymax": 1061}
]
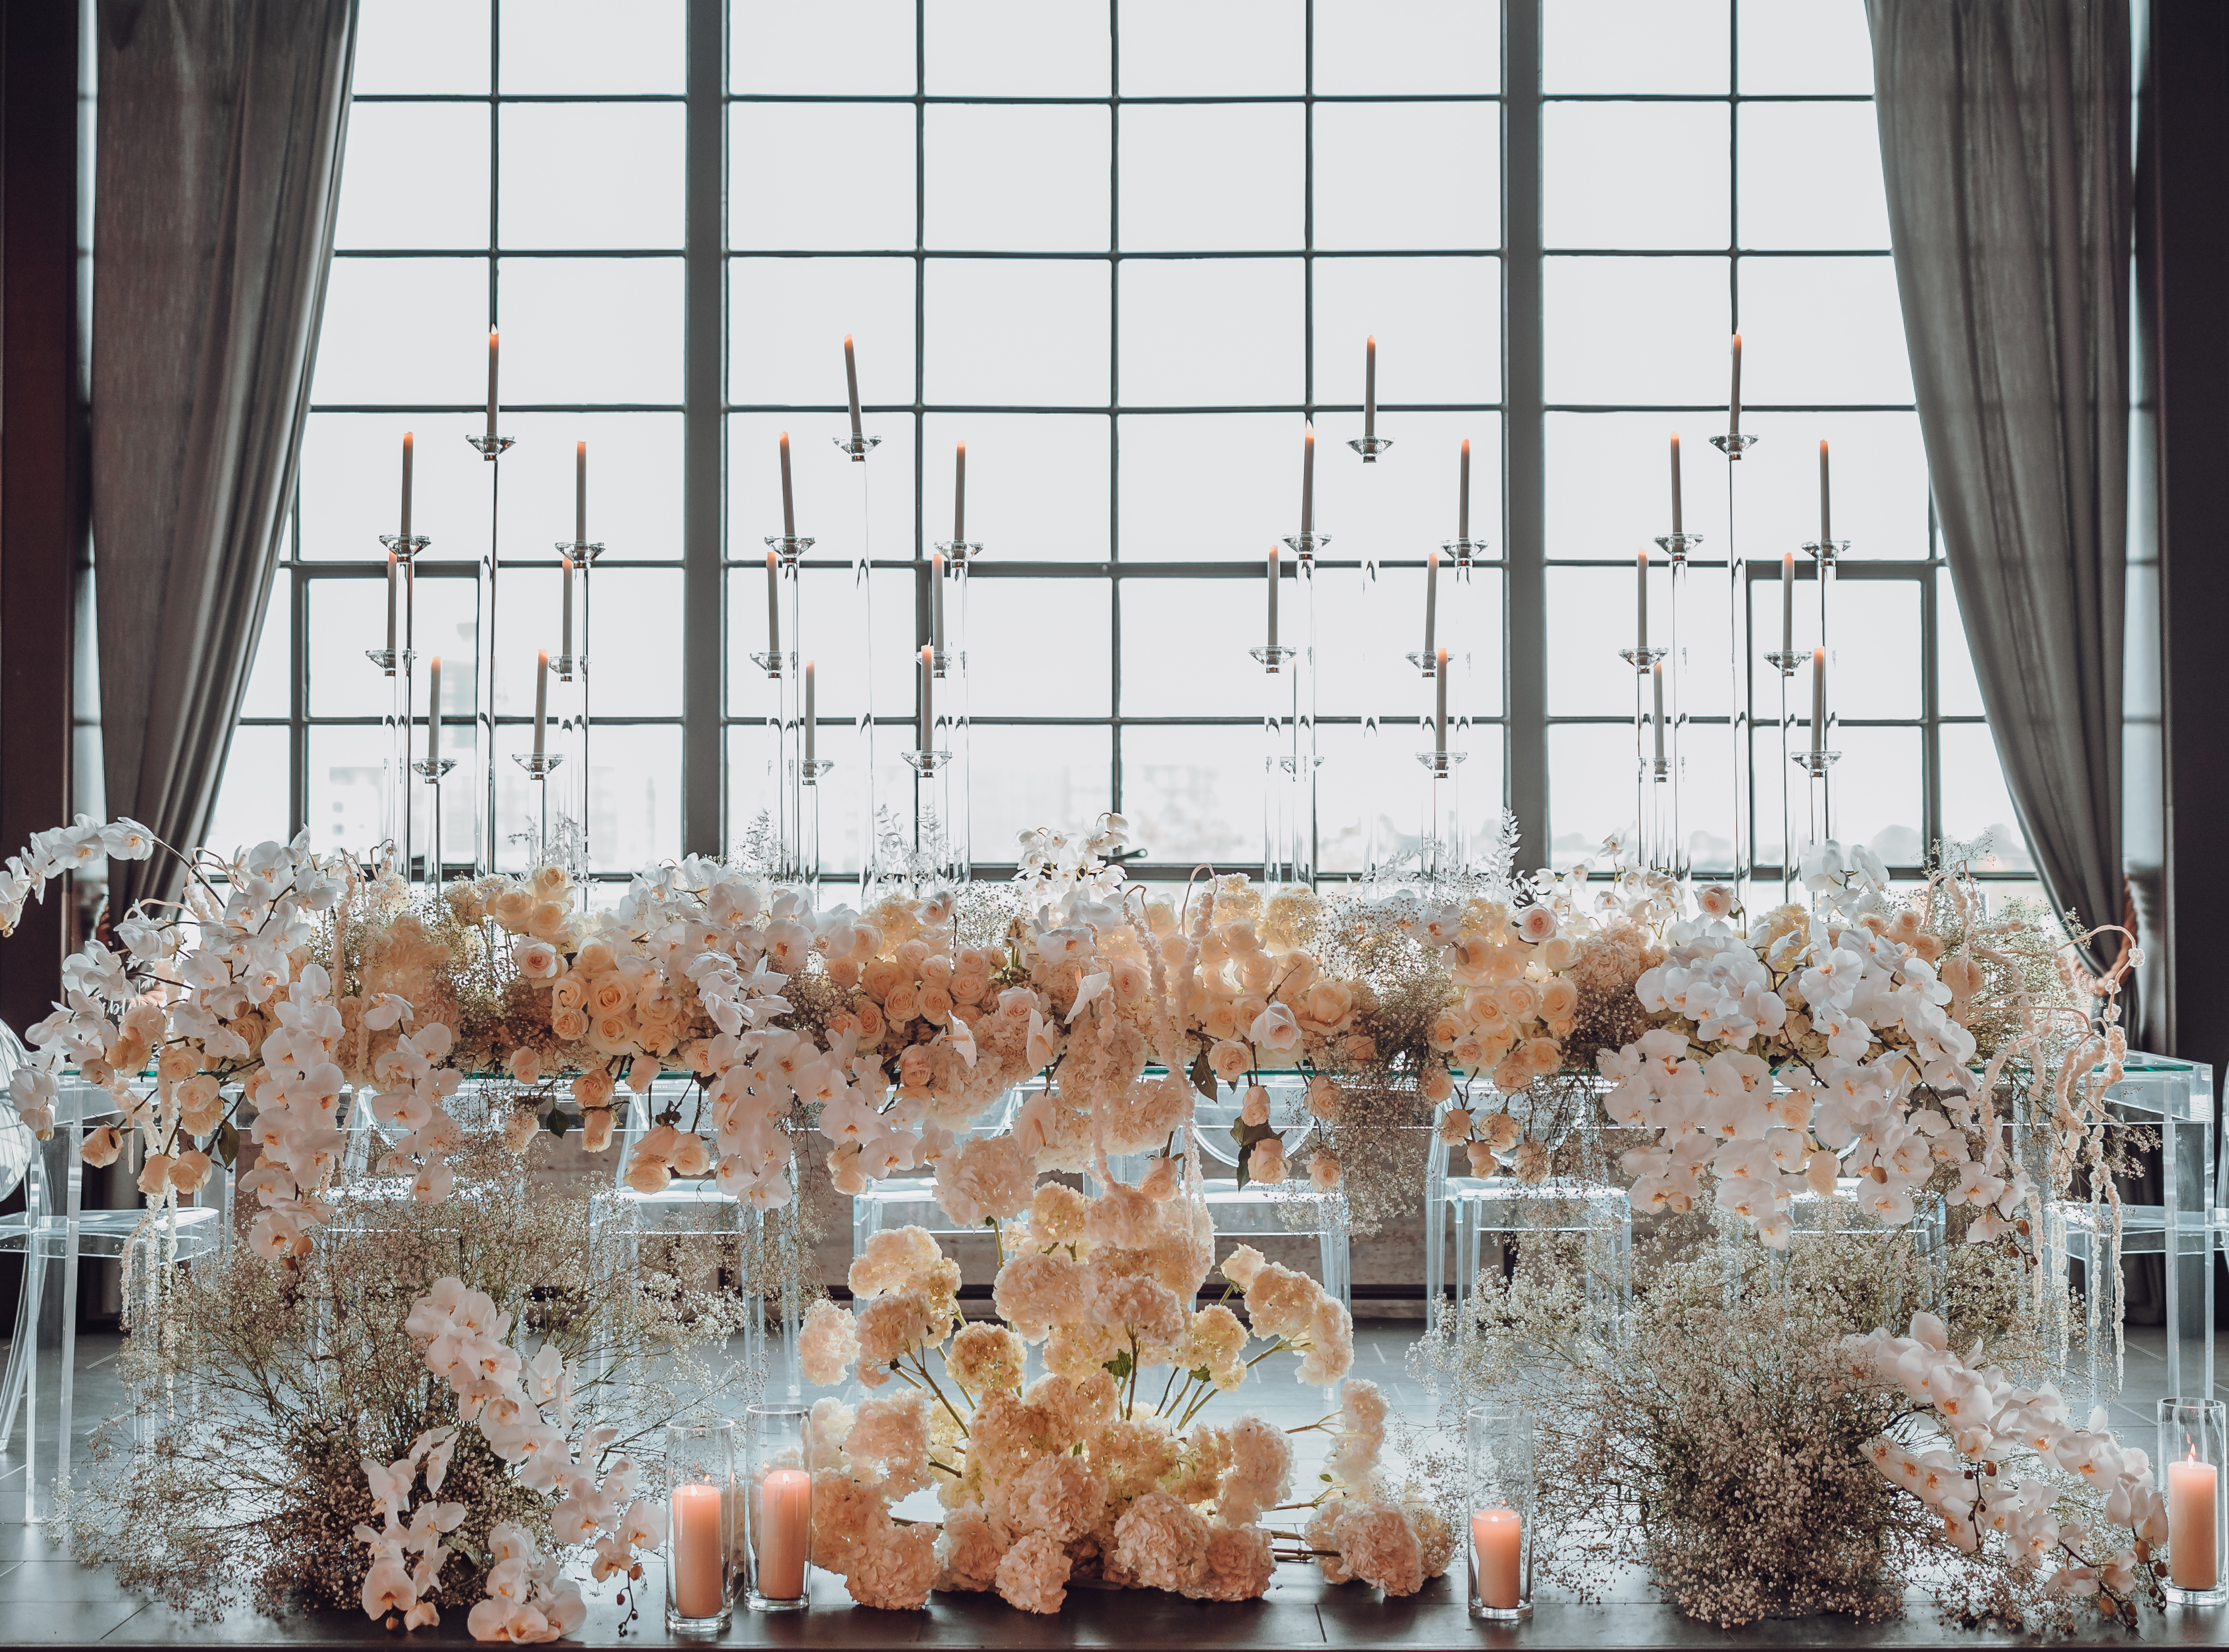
[
  {"xmin": 554, "ymin": 540, "xmax": 604, "ymax": 875},
  {"xmin": 833, "ymin": 433, "xmax": 882, "ymax": 902},
  {"xmin": 511, "ymin": 751, "xmax": 565, "ymax": 863},
  {"xmin": 411, "ymin": 757, "xmax": 456, "ymax": 886},
  {"xmin": 757, "ymin": 535, "xmax": 813, "ymax": 882},
  {"xmin": 1651, "ymin": 531, "xmax": 1704, "ymax": 883},
  {"xmin": 933, "ymin": 538, "xmax": 980, "ymax": 882},
  {"xmin": 1277, "ymin": 529, "xmax": 1330, "ymax": 889},
  {"xmin": 1249, "ymin": 644, "xmax": 1299, "ymax": 885},
  {"xmin": 1619, "ymin": 644, "xmax": 1669, "ymax": 873},
  {"xmin": 1711, "ymin": 432, "xmax": 1758, "ymax": 909},
  {"xmin": 375, "ymin": 533, "xmax": 429, "ymax": 883},
  {"xmin": 465, "ymin": 432, "xmax": 514, "ymax": 878}
]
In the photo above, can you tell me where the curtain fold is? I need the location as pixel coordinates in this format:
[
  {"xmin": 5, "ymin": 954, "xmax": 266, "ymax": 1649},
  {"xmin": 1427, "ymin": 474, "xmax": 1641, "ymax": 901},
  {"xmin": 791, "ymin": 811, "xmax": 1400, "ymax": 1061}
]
[
  {"xmin": 1866, "ymin": 0, "xmax": 2130, "ymax": 972},
  {"xmin": 91, "ymin": 0, "xmax": 355, "ymax": 914}
]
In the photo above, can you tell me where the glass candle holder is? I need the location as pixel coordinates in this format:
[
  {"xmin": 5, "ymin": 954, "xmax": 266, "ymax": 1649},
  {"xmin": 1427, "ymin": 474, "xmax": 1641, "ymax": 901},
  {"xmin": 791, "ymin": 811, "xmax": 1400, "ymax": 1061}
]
[
  {"xmin": 2158, "ymin": 1398, "xmax": 2227, "ymax": 1605},
  {"xmin": 1467, "ymin": 1403, "xmax": 1535, "ymax": 1620},
  {"xmin": 743, "ymin": 1404, "xmax": 812, "ymax": 1612},
  {"xmin": 665, "ymin": 1418, "xmax": 736, "ymax": 1635}
]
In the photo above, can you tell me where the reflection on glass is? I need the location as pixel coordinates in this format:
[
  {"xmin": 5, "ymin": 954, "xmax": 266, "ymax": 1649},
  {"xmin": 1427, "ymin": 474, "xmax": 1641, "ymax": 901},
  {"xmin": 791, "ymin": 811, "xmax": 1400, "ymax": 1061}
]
[{"xmin": 309, "ymin": 725, "xmax": 389, "ymax": 856}]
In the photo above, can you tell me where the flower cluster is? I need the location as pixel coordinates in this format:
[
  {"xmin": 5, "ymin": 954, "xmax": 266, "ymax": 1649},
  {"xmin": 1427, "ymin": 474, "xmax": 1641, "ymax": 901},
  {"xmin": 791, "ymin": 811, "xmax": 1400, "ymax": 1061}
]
[{"xmin": 1844, "ymin": 1313, "xmax": 2165, "ymax": 1619}]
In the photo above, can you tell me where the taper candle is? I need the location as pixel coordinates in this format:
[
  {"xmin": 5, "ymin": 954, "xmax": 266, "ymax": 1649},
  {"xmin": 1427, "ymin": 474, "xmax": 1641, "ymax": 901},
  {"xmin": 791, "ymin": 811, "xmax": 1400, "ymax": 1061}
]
[
  {"xmin": 1267, "ymin": 543, "xmax": 1280, "ymax": 653},
  {"xmin": 428, "ymin": 656, "xmax": 441, "ymax": 764},
  {"xmin": 1653, "ymin": 661, "xmax": 1666, "ymax": 764},
  {"xmin": 1364, "ymin": 335, "xmax": 1377, "ymax": 442},
  {"xmin": 1780, "ymin": 552, "xmax": 1794, "ymax": 660},
  {"xmin": 2169, "ymin": 1447, "xmax": 2220, "ymax": 1591},
  {"xmin": 1459, "ymin": 437, "xmax": 1471, "ymax": 541},
  {"xmin": 844, "ymin": 334, "xmax": 863, "ymax": 445},
  {"xmin": 400, "ymin": 431, "xmax": 414, "ymax": 543},
  {"xmin": 1729, "ymin": 333, "xmax": 1742, "ymax": 439},
  {"xmin": 804, "ymin": 660, "xmax": 816, "ymax": 765},
  {"xmin": 561, "ymin": 554, "xmax": 575, "ymax": 661},
  {"xmin": 953, "ymin": 441, "xmax": 966, "ymax": 543},
  {"xmin": 1818, "ymin": 438, "xmax": 1832, "ymax": 545},
  {"xmin": 1435, "ymin": 646, "xmax": 1449, "ymax": 754},
  {"xmin": 534, "ymin": 650, "xmax": 548, "ymax": 758},
  {"xmin": 932, "ymin": 551, "xmax": 947, "ymax": 659},
  {"xmin": 1473, "ymin": 1509, "xmax": 1522, "ymax": 1612},
  {"xmin": 1669, "ymin": 432, "xmax": 1682, "ymax": 533},
  {"xmin": 1424, "ymin": 549, "xmax": 1439, "ymax": 665},
  {"xmin": 486, "ymin": 331, "xmax": 499, "ymax": 443},
  {"xmin": 1811, "ymin": 648, "xmax": 1826, "ymax": 755},
  {"xmin": 918, "ymin": 645, "xmax": 934, "ymax": 751},
  {"xmin": 1300, "ymin": 424, "xmax": 1315, "ymax": 536},
  {"xmin": 575, "ymin": 440, "xmax": 587, "ymax": 546},
  {"xmin": 779, "ymin": 431, "xmax": 795, "ymax": 539},
  {"xmin": 1637, "ymin": 548, "xmax": 1649, "ymax": 654}
]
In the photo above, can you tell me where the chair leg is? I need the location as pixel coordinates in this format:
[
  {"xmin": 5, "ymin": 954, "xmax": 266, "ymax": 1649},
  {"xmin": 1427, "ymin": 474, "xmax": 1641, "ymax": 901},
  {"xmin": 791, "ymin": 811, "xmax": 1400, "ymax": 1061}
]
[{"xmin": 0, "ymin": 1249, "xmax": 36, "ymax": 1448}]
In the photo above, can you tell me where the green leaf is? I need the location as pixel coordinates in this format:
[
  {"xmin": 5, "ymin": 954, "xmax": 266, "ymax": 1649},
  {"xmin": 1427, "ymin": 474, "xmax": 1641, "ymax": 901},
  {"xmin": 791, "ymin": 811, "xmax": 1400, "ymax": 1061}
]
[
  {"xmin": 1190, "ymin": 1046, "xmax": 1216, "ymax": 1100},
  {"xmin": 216, "ymin": 1121, "xmax": 240, "ymax": 1169},
  {"xmin": 1106, "ymin": 1348, "xmax": 1135, "ymax": 1383},
  {"xmin": 545, "ymin": 1107, "xmax": 573, "ymax": 1137}
]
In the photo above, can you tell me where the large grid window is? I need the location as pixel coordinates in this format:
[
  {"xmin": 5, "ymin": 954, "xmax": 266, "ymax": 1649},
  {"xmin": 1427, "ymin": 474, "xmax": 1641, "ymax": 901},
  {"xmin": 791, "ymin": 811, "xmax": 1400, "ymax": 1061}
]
[{"xmin": 212, "ymin": 0, "xmax": 2029, "ymax": 896}]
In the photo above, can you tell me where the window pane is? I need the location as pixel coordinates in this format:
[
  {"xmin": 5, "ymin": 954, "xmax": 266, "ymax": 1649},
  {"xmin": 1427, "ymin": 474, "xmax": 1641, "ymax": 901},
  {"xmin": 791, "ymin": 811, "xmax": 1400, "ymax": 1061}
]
[
  {"xmin": 311, "ymin": 574, "xmax": 477, "ymax": 718},
  {"xmin": 926, "ymin": 106, "xmax": 1110, "ymax": 252},
  {"xmin": 969, "ymin": 724, "xmax": 1115, "ymax": 855},
  {"xmin": 499, "ymin": 104, "xmax": 685, "ymax": 250},
  {"xmin": 968, "ymin": 577, "xmax": 1112, "ymax": 718},
  {"xmin": 209, "ymin": 725, "xmax": 290, "ymax": 853},
  {"xmin": 1549, "ymin": 563, "xmax": 1734, "ymax": 719},
  {"xmin": 1729, "ymin": 411, "xmax": 1930, "ymax": 560},
  {"xmin": 300, "ymin": 412, "xmax": 490, "ymax": 560},
  {"xmin": 571, "ymin": 568, "xmax": 685, "ymax": 718},
  {"xmin": 725, "ymin": 719, "xmax": 914, "ymax": 876},
  {"xmin": 731, "ymin": 104, "xmax": 918, "ymax": 250},
  {"xmin": 924, "ymin": 0, "xmax": 1109, "ymax": 96},
  {"xmin": 1738, "ymin": 103, "xmax": 1889, "ymax": 250},
  {"xmin": 1119, "ymin": 105, "xmax": 1304, "ymax": 253},
  {"xmin": 492, "ymin": 719, "xmax": 681, "ymax": 873},
  {"xmin": 925, "ymin": 261, "xmax": 1111, "ymax": 408},
  {"xmin": 1545, "ymin": 102, "xmax": 1728, "ymax": 250},
  {"xmin": 1117, "ymin": 413, "xmax": 1293, "ymax": 563},
  {"xmin": 1829, "ymin": 724, "xmax": 1923, "ymax": 867},
  {"xmin": 729, "ymin": 258, "xmax": 915, "ymax": 407},
  {"xmin": 308, "ymin": 724, "xmax": 389, "ymax": 857},
  {"xmin": 1315, "ymin": 0, "xmax": 1499, "ymax": 95},
  {"xmin": 1121, "ymin": 0, "xmax": 1303, "ymax": 96},
  {"xmin": 1545, "ymin": 255, "xmax": 1731, "ymax": 406},
  {"xmin": 1748, "ymin": 572, "xmax": 1921, "ymax": 722},
  {"xmin": 1547, "ymin": 411, "xmax": 1725, "ymax": 557},
  {"xmin": 335, "ymin": 103, "xmax": 488, "ymax": 250},
  {"xmin": 1118, "ymin": 260, "xmax": 1301, "ymax": 407},
  {"xmin": 723, "ymin": 565, "xmax": 914, "ymax": 724},
  {"xmin": 355, "ymin": 0, "xmax": 489, "ymax": 95},
  {"xmin": 495, "ymin": 412, "xmax": 684, "ymax": 562},
  {"xmin": 1315, "ymin": 412, "xmax": 1504, "ymax": 577},
  {"xmin": 313, "ymin": 258, "xmax": 490, "ymax": 406},
  {"xmin": 1313, "ymin": 103, "xmax": 1498, "ymax": 250},
  {"xmin": 499, "ymin": 0, "xmax": 683, "ymax": 93},
  {"xmin": 1940, "ymin": 724, "xmax": 2033, "ymax": 871},
  {"xmin": 240, "ymin": 577, "xmax": 290, "ymax": 720},
  {"xmin": 1317, "ymin": 720, "xmax": 1508, "ymax": 877},
  {"xmin": 1318, "ymin": 560, "xmax": 1503, "ymax": 720},
  {"xmin": 1312, "ymin": 257, "xmax": 1500, "ymax": 407},
  {"xmin": 725, "ymin": 412, "xmax": 917, "ymax": 570},
  {"xmin": 1939, "ymin": 571, "xmax": 1987, "ymax": 717},
  {"xmin": 1734, "ymin": 256, "xmax": 1911, "ymax": 405},
  {"xmin": 498, "ymin": 258, "xmax": 683, "ymax": 404},
  {"xmin": 1119, "ymin": 578, "xmax": 1261, "ymax": 717},
  {"xmin": 1544, "ymin": 0, "xmax": 1730, "ymax": 94},
  {"xmin": 733, "ymin": 0, "xmax": 916, "ymax": 94},
  {"xmin": 1548, "ymin": 721, "xmax": 1634, "ymax": 863},
  {"xmin": 1738, "ymin": 0, "xmax": 1876, "ymax": 95},
  {"xmin": 920, "ymin": 413, "xmax": 1110, "ymax": 564},
  {"xmin": 1119, "ymin": 725, "xmax": 1258, "ymax": 866}
]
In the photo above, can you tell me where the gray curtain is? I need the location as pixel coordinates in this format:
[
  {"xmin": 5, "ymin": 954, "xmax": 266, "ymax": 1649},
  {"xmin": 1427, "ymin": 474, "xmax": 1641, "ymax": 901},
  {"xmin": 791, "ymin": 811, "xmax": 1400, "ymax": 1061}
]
[
  {"xmin": 91, "ymin": 0, "xmax": 355, "ymax": 914},
  {"xmin": 1867, "ymin": 0, "xmax": 2130, "ymax": 973}
]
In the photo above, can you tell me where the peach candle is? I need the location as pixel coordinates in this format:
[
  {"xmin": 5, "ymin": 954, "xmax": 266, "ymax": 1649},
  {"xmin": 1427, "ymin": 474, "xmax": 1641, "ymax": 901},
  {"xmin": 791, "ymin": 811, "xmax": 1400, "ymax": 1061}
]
[
  {"xmin": 756, "ymin": 1468, "xmax": 811, "ymax": 1600},
  {"xmin": 1473, "ymin": 1507, "xmax": 1522, "ymax": 1610},
  {"xmin": 2169, "ymin": 1449, "xmax": 2219, "ymax": 1592},
  {"xmin": 670, "ymin": 1483, "xmax": 726, "ymax": 1620}
]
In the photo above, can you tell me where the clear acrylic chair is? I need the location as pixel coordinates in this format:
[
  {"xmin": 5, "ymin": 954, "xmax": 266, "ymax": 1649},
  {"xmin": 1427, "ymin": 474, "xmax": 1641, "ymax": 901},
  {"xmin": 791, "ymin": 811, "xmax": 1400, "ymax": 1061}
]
[
  {"xmin": 849, "ymin": 1087, "xmax": 1023, "ymax": 1269},
  {"xmin": 1442, "ymin": 1168, "xmax": 1632, "ymax": 1335},
  {"xmin": 0, "ymin": 1044, "xmax": 219, "ymax": 1520}
]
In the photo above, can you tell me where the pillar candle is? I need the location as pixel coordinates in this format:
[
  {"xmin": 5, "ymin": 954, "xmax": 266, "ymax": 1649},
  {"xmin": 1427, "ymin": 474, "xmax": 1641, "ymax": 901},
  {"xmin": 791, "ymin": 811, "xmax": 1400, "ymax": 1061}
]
[
  {"xmin": 561, "ymin": 555, "xmax": 575, "ymax": 661},
  {"xmin": 1669, "ymin": 431, "xmax": 1682, "ymax": 534},
  {"xmin": 486, "ymin": 331, "xmax": 499, "ymax": 443},
  {"xmin": 385, "ymin": 550, "xmax": 398, "ymax": 656},
  {"xmin": 2169, "ymin": 1451, "xmax": 2219, "ymax": 1591},
  {"xmin": 779, "ymin": 431, "xmax": 795, "ymax": 539},
  {"xmin": 844, "ymin": 334, "xmax": 863, "ymax": 446},
  {"xmin": 1424, "ymin": 549, "xmax": 1439, "ymax": 665},
  {"xmin": 953, "ymin": 441, "xmax": 966, "ymax": 544},
  {"xmin": 575, "ymin": 441, "xmax": 587, "ymax": 546},
  {"xmin": 534, "ymin": 650, "xmax": 548, "ymax": 758},
  {"xmin": 1300, "ymin": 424, "xmax": 1315, "ymax": 536},
  {"xmin": 1810, "ymin": 648, "xmax": 1826, "ymax": 755},
  {"xmin": 1266, "ymin": 543, "xmax": 1280, "ymax": 652},
  {"xmin": 918, "ymin": 645, "xmax": 934, "ymax": 751},
  {"xmin": 1652, "ymin": 662, "xmax": 1666, "ymax": 765},
  {"xmin": 1364, "ymin": 335, "xmax": 1376, "ymax": 442},
  {"xmin": 1780, "ymin": 552, "xmax": 1794, "ymax": 660},
  {"xmin": 804, "ymin": 660, "xmax": 816, "ymax": 765},
  {"xmin": 1435, "ymin": 647, "xmax": 1449, "ymax": 755},
  {"xmin": 756, "ymin": 1468, "xmax": 812, "ymax": 1600},
  {"xmin": 670, "ymin": 1483, "xmax": 725, "ymax": 1620},
  {"xmin": 1458, "ymin": 437, "xmax": 1471, "ymax": 541},
  {"xmin": 1728, "ymin": 333, "xmax": 1742, "ymax": 440},
  {"xmin": 765, "ymin": 550, "xmax": 780, "ymax": 667},
  {"xmin": 428, "ymin": 656, "xmax": 441, "ymax": 764},
  {"xmin": 1473, "ymin": 1509, "xmax": 1522, "ymax": 1611},
  {"xmin": 931, "ymin": 551, "xmax": 947, "ymax": 659},
  {"xmin": 400, "ymin": 431, "xmax": 414, "ymax": 543},
  {"xmin": 1637, "ymin": 548, "xmax": 1649, "ymax": 654},
  {"xmin": 1818, "ymin": 438, "xmax": 1832, "ymax": 545}
]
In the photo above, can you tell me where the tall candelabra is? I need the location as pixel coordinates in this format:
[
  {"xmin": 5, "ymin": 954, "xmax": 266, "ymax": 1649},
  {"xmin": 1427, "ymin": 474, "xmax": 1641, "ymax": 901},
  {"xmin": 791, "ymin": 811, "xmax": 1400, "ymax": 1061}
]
[
  {"xmin": 929, "ymin": 537, "xmax": 978, "ymax": 882},
  {"xmin": 1348, "ymin": 428, "xmax": 1393, "ymax": 884},
  {"xmin": 371, "ymin": 533, "xmax": 427, "ymax": 881},
  {"xmin": 1793, "ymin": 533, "xmax": 1843, "ymax": 861},
  {"xmin": 754, "ymin": 535, "xmax": 811, "ymax": 883},
  {"xmin": 1710, "ymin": 428, "xmax": 1758, "ymax": 909},
  {"xmin": 550, "ymin": 538, "xmax": 604, "ymax": 875},
  {"xmin": 1273, "ymin": 528, "xmax": 1326, "ymax": 888},
  {"xmin": 833, "ymin": 430, "xmax": 881, "ymax": 900},
  {"xmin": 468, "ymin": 429, "xmax": 515, "ymax": 877},
  {"xmin": 1643, "ymin": 532, "xmax": 1701, "ymax": 879}
]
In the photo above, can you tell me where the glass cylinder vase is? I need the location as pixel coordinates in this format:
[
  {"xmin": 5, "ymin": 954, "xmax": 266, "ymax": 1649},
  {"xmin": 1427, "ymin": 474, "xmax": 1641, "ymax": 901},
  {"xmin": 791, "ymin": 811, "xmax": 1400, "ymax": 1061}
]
[
  {"xmin": 743, "ymin": 1404, "xmax": 812, "ymax": 1612},
  {"xmin": 1467, "ymin": 1403, "xmax": 1534, "ymax": 1620},
  {"xmin": 2158, "ymin": 1397, "xmax": 2227, "ymax": 1606},
  {"xmin": 665, "ymin": 1418, "xmax": 736, "ymax": 1635}
]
